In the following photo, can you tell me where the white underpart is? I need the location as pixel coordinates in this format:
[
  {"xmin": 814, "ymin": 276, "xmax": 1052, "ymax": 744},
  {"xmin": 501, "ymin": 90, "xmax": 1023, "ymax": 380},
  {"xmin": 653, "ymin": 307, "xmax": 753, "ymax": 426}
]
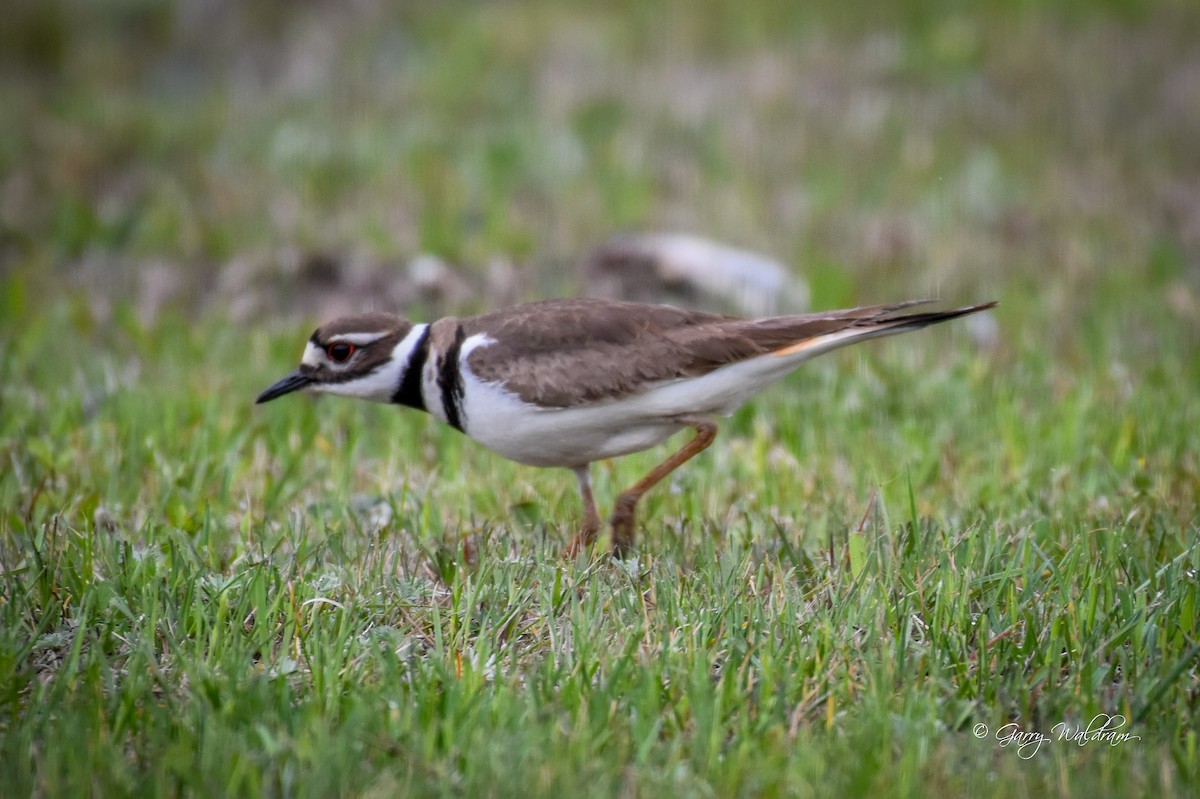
[
  {"xmin": 313, "ymin": 324, "xmax": 430, "ymax": 403},
  {"xmin": 457, "ymin": 324, "xmax": 903, "ymax": 468},
  {"xmin": 420, "ymin": 351, "xmax": 443, "ymax": 423}
]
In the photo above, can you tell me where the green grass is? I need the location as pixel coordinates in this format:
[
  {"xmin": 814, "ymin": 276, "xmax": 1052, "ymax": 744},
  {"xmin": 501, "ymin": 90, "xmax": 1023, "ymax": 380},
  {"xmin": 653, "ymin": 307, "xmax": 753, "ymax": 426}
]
[{"xmin": 2, "ymin": 0, "xmax": 1199, "ymax": 796}]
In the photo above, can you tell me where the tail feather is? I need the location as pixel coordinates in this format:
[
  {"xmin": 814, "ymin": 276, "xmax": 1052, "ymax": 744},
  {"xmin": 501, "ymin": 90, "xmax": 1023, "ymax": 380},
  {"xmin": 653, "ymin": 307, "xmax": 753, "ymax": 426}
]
[
  {"xmin": 873, "ymin": 300, "xmax": 999, "ymax": 332},
  {"xmin": 767, "ymin": 301, "xmax": 997, "ymax": 359}
]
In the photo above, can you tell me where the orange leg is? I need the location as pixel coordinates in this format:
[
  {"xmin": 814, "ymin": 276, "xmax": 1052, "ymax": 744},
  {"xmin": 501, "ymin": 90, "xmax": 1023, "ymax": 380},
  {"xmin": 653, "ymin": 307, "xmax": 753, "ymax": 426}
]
[
  {"xmin": 564, "ymin": 466, "xmax": 602, "ymax": 558},
  {"xmin": 610, "ymin": 417, "xmax": 718, "ymax": 557}
]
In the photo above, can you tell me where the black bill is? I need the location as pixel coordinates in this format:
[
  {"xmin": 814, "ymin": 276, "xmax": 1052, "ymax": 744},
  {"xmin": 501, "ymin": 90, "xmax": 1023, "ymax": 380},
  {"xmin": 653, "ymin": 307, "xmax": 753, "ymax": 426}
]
[{"xmin": 256, "ymin": 371, "xmax": 314, "ymax": 404}]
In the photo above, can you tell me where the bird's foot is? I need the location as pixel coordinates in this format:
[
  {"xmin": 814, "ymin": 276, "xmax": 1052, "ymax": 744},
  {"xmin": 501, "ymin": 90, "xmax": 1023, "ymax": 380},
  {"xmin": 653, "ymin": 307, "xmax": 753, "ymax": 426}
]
[
  {"xmin": 564, "ymin": 521, "xmax": 601, "ymax": 560},
  {"xmin": 609, "ymin": 495, "xmax": 638, "ymax": 558}
]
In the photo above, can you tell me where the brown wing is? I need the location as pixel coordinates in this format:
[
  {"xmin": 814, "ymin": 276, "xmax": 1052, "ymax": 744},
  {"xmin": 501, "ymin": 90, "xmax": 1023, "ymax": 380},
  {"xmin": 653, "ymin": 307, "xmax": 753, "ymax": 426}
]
[{"xmin": 464, "ymin": 298, "xmax": 992, "ymax": 408}]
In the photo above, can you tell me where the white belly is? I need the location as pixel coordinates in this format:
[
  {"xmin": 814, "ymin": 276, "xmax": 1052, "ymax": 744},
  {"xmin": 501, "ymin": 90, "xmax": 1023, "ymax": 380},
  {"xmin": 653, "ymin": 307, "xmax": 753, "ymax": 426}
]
[{"xmin": 457, "ymin": 350, "xmax": 807, "ymax": 467}]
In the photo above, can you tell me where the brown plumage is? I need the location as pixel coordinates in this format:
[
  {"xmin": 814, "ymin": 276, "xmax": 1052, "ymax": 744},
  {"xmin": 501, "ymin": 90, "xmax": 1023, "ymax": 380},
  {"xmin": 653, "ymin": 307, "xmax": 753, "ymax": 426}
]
[{"xmin": 459, "ymin": 298, "xmax": 993, "ymax": 408}]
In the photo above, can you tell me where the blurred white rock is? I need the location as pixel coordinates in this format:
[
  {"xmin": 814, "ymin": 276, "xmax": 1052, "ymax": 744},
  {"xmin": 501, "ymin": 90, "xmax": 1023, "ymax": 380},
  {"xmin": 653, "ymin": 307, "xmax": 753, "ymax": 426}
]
[
  {"xmin": 583, "ymin": 233, "xmax": 809, "ymax": 316},
  {"xmin": 407, "ymin": 253, "xmax": 474, "ymax": 307}
]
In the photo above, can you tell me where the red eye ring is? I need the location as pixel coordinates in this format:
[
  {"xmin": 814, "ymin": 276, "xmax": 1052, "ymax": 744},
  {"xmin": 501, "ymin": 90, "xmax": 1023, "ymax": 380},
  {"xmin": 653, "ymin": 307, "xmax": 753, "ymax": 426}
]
[{"xmin": 326, "ymin": 342, "xmax": 356, "ymax": 363}]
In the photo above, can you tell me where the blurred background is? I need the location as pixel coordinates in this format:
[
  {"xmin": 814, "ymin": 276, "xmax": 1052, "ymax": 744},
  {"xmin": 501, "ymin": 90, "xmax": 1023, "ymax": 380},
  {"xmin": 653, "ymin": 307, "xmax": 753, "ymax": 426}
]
[{"xmin": 2, "ymin": 0, "xmax": 1197, "ymax": 343}]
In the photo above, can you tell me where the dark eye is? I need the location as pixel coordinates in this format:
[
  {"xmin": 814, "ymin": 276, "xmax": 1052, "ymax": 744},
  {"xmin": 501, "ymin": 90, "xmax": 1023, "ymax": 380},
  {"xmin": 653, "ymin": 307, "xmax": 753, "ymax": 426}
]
[{"xmin": 327, "ymin": 342, "xmax": 356, "ymax": 363}]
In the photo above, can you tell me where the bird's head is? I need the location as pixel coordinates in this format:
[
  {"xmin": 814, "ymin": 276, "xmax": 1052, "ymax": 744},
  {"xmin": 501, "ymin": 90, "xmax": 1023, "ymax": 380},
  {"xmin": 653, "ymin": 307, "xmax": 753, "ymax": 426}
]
[{"xmin": 256, "ymin": 313, "xmax": 424, "ymax": 405}]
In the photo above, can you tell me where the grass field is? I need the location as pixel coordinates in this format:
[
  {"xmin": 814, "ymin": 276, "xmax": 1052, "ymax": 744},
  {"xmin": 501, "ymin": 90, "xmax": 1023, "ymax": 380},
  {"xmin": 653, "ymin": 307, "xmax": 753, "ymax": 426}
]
[{"xmin": 2, "ymin": 1, "xmax": 1198, "ymax": 796}]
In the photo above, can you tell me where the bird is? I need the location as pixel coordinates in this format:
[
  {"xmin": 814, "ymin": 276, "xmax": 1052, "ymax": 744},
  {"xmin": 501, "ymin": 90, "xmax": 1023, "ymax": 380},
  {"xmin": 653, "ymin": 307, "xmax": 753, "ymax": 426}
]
[{"xmin": 256, "ymin": 297, "xmax": 996, "ymax": 557}]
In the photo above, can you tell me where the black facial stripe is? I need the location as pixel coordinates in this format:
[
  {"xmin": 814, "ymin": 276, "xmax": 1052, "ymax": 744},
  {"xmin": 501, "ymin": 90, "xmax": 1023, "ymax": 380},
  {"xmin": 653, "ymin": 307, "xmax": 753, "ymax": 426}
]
[
  {"xmin": 391, "ymin": 326, "xmax": 431, "ymax": 412},
  {"xmin": 437, "ymin": 325, "xmax": 467, "ymax": 432}
]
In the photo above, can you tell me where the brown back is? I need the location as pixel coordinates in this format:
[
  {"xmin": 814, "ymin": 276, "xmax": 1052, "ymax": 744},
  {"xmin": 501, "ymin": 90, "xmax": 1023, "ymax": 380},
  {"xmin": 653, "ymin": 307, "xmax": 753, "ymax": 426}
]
[{"xmin": 462, "ymin": 298, "xmax": 956, "ymax": 407}]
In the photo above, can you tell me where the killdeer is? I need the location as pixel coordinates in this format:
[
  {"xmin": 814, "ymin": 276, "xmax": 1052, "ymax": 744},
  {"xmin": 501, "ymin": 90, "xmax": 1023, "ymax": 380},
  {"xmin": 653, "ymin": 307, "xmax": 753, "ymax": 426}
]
[{"xmin": 257, "ymin": 297, "xmax": 996, "ymax": 556}]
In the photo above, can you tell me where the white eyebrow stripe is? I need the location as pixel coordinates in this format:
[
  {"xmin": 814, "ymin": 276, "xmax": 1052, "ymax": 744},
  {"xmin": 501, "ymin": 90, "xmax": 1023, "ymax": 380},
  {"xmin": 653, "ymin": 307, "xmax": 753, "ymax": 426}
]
[{"xmin": 328, "ymin": 332, "xmax": 390, "ymax": 346}]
